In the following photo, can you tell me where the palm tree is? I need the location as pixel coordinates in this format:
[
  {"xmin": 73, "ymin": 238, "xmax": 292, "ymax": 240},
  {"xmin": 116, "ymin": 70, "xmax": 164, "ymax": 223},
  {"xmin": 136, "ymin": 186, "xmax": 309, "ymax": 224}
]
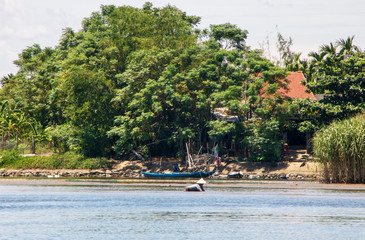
[
  {"xmin": 336, "ymin": 36, "xmax": 360, "ymax": 56},
  {"xmin": 319, "ymin": 42, "xmax": 337, "ymax": 57},
  {"xmin": 0, "ymin": 101, "xmax": 39, "ymax": 150},
  {"xmin": 15, "ymin": 112, "xmax": 38, "ymax": 141},
  {"xmin": 286, "ymin": 53, "xmax": 309, "ymax": 73},
  {"xmin": 0, "ymin": 73, "xmax": 14, "ymax": 87},
  {"xmin": 308, "ymin": 51, "xmax": 325, "ymax": 63}
]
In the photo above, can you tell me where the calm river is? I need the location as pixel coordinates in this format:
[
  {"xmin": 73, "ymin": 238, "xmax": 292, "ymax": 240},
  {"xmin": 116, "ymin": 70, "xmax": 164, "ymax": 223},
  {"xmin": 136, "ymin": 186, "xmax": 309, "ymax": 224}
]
[{"xmin": 0, "ymin": 179, "xmax": 364, "ymax": 240}]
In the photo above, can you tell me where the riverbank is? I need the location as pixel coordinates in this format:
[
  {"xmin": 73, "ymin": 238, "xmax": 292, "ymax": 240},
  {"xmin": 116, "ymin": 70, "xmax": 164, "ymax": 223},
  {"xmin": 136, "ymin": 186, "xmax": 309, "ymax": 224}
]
[{"xmin": 0, "ymin": 159, "xmax": 322, "ymax": 180}]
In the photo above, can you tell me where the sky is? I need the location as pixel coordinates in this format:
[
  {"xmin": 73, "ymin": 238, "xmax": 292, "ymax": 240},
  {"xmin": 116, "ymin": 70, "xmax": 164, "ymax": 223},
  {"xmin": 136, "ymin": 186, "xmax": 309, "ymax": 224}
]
[{"xmin": 1, "ymin": 0, "xmax": 364, "ymax": 78}]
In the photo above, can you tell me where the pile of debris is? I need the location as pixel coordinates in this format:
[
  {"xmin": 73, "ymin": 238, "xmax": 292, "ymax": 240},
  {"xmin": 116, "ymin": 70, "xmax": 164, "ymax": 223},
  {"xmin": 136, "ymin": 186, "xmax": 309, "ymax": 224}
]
[{"xmin": 185, "ymin": 154, "xmax": 217, "ymax": 171}]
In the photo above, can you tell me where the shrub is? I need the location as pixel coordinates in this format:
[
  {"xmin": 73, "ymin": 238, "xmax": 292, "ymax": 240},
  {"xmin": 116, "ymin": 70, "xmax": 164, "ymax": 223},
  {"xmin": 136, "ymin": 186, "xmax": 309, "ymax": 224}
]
[
  {"xmin": 0, "ymin": 150, "xmax": 22, "ymax": 167},
  {"xmin": 0, "ymin": 151, "xmax": 110, "ymax": 170},
  {"xmin": 243, "ymin": 119, "xmax": 283, "ymax": 162}
]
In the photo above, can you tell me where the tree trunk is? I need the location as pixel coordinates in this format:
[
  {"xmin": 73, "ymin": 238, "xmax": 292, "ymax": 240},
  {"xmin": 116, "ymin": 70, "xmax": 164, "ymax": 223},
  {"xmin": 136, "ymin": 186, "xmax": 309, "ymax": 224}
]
[
  {"xmin": 179, "ymin": 137, "xmax": 186, "ymax": 164},
  {"xmin": 32, "ymin": 136, "xmax": 36, "ymax": 155},
  {"xmin": 198, "ymin": 129, "xmax": 202, "ymax": 154}
]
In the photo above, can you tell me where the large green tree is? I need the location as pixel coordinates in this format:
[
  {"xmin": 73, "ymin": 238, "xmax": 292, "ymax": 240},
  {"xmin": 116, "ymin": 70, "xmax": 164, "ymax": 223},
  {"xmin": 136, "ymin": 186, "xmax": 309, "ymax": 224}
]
[{"xmin": 297, "ymin": 37, "xmax": 365, "ymax": 131}]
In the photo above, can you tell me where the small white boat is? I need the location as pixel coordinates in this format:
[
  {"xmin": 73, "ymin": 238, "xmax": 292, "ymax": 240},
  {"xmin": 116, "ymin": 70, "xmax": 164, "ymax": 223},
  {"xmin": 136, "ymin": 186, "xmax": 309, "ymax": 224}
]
[
  {"xmin": 228, "ymin": 171, "xmax": 243, "ymax": 178},
  {"xmin": 47, "ymin": 174, "xmax": 60, "ymax": 178}
]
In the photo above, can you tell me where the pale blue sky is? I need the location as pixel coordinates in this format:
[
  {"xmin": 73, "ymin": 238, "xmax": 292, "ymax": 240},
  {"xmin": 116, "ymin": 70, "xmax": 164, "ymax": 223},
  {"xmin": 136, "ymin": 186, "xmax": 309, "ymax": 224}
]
[{"xmin": 1, "ymin": 0, "xmax": 364, "ymax": 78}]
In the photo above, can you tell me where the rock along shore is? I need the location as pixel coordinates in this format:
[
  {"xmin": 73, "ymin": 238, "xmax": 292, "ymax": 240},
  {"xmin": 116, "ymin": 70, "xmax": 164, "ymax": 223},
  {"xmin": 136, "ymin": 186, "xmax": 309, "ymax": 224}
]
[{"xmin": 0, "ymin": 159, "xmax": 323, "ymax": 180}]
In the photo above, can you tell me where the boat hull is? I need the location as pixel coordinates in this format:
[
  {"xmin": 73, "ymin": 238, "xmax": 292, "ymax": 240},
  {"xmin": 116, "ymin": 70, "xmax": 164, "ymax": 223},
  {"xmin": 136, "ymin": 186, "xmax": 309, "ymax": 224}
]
[
  {"xmin": 228, "ymin": 172, "xmax": 243, "ymax": 178},
  {"xmin": 141, "ymin": 170, "xmax": 215, "ymax": 178}
]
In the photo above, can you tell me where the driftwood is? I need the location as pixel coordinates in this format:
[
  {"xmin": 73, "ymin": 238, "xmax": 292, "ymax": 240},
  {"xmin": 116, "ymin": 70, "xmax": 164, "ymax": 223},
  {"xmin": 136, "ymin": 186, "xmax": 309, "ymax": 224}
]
[
  {"xmin": 185, "ymin": 143, "xmax": 195, "ymax": 169},
  {"xmin": 132, "ymin": 150, "xmax": 145, "ymax": 161}
]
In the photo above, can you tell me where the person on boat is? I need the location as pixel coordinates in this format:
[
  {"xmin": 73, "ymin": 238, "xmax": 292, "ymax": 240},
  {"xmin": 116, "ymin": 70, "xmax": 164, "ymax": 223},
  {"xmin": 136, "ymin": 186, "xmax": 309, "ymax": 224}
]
[
  {"xmin": 184, "ymin": 178, "xmax": 206, "ymax": 192},
  {"xmin": 173, "ymin": 164, "xmax": 180, "ymax": 172}
]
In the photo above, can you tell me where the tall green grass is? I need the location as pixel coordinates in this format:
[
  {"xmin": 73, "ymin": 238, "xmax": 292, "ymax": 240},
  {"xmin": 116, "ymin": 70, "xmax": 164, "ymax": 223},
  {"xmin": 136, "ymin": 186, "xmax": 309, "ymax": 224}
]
[{"xmin": 313, "ymin": 113, "xmax": 365, "ymax": 183}]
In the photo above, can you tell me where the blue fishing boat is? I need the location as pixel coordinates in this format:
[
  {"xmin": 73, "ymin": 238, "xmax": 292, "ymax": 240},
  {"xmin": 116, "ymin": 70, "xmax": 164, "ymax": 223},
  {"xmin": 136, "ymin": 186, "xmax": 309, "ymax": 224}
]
[{"xmin": 141, "ymin": 170, "xmax": 216, "ymax": 178}]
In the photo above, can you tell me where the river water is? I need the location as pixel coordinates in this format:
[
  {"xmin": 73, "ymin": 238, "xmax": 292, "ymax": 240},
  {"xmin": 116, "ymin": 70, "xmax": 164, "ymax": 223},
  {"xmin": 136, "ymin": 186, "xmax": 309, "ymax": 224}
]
[{"xmin": 0, "ymin": 179, "xmax": 364, "ymax": 240}]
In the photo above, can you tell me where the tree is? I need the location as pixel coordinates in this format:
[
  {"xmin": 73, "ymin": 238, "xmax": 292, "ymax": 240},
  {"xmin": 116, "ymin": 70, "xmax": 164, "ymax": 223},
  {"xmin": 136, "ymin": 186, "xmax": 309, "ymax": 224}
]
[
  {"xmin": 0, "ymin": 101, "xmax": 40, "ymax": 150},
  {"xmin": 298, "ymin": 37, "xmax": 364, "ymax": 131},
  {"xmin": 209, "ymin": 23, "xmax": 248, "ymax": 51},
  {"xmin": 243, "ymin": 118, "xmax": 283, "ymax": 162},
  {"xmin": 59, "ymin": 67, "xmax": 116, "ymax": 156},
  {"xmin": 319, "ymin": 42, "xmax": 337, "ymax": 57},
  {"xmin": 336, "ymin": 36, "xmax": 360, "ymax": 56},
  {"xmin": 276, "ymin": 32, "xmax": 310, "ymax": 74},
  {"xmin": 277, "ymin": 32, "xmax": 295, "ymax": 67}
]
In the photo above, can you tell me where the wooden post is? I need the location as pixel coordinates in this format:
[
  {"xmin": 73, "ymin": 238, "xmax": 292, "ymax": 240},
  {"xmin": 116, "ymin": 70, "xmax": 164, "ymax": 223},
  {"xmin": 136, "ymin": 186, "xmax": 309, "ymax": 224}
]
[
  {"xmin": 32, "ymin": 136, "xmax": 36, "ymax": 154},
  {"xmin": 185, "ymin": 142, "xmax": 195, "ymax": 170},
  {"xmin": 180, "ymin": 137, "xmax": 186, "ymax": 164},
  {"xmin": 306, "ymin": 132, "xmax": 313, "ymax": 154}
]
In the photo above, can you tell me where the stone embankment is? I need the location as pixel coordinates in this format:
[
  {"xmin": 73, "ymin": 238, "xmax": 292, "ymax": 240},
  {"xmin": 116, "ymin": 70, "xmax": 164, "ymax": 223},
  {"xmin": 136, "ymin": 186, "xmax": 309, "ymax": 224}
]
[
  {"xmin": 220, "ymin": 173, "xmax": 321, "ymax": 180},
  {"xmin": 0, "ymin": 155, "xmax": 323, "ymax": 180},
  {"xmin": 0, "ymin": 163, "xmax": 322, "ymax": 181},
  {"xmin": 0, "ymin": 169, "xmax": 143, "ymax": 178}
]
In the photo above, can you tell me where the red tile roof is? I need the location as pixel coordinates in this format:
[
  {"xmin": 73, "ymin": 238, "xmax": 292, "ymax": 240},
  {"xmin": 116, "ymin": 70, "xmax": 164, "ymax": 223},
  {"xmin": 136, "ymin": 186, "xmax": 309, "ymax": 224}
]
[
  {"xmin": 262, "ymin": 71, "xmax": 316, "ymax": 100},
  {"xmin": 281, "ymin": 72, "xmax": 316, "ymax": 100}
]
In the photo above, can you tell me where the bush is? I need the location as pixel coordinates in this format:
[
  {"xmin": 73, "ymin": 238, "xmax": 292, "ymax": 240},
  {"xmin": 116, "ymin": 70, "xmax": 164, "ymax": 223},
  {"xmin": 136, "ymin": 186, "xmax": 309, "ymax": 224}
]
[
  {"xmin": 0, "ymin": 150, "xmax": 22, "ymax": 167},
  {"xmin": 313, "ymin": 113, "xmax": 365, "ymax": 183},
  {"xmin": 243, "ymin": 119, "xmax": 283, "ymax": 162},
  {"xmin": 0, "ymin": 151, "xmax": 110, "ymax": 169}
]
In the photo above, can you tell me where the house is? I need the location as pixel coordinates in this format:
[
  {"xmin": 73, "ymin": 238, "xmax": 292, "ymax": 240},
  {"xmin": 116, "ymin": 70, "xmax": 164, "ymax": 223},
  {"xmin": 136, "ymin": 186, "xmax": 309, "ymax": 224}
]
[
  {"xmin": 213, "ymin": 71, "xmax": 316, "ymax": 155},
  {"xmin": 277, "ymin": 71, "xmax": 315, "ymax": 152}
]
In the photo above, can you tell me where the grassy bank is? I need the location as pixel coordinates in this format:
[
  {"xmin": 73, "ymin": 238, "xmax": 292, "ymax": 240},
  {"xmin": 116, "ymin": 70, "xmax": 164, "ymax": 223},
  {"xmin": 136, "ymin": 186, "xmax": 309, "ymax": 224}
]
[{"xmin": 0, "ymin": 151, "xmax": 110, "ymax": 169}]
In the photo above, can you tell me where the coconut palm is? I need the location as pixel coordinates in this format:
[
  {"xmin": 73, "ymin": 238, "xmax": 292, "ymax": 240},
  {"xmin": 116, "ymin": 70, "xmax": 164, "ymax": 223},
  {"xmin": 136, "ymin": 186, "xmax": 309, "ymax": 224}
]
[
  {"xmin": 286, "ymin": 53, "xmax": 309, "ymax": 73},
  {"xmin": 319, "ymin": 42, "xmax": 337, "ymax": 57},
  {"xmin": 308, "ymin": 51, "xmax": 325, "ymax": 63},
  {"xmin": 0, "ymin": 74, "xmax": 14, "ymax": 87},
  {"xmin": 336, "ymin": 36, "xmax": 360, "ymax": 56}
]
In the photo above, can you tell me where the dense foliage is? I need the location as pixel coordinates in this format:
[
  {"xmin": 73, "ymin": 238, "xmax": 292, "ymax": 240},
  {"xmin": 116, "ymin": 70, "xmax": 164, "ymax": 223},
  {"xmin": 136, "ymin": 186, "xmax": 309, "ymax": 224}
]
[
  {"xmin": 0, "ymin": 3, "xmax": 364, "ymax": 170},
  {"xmin": 313, "ymin": 113, "xmax": 365, "ymax": 183},
  {"xmin": 0, "ymin": 3, "xmax": 290, "ymax": 162},
  {"xmin": 0, "ymin": 101, "xmax": 42, "ymax": 150}
]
